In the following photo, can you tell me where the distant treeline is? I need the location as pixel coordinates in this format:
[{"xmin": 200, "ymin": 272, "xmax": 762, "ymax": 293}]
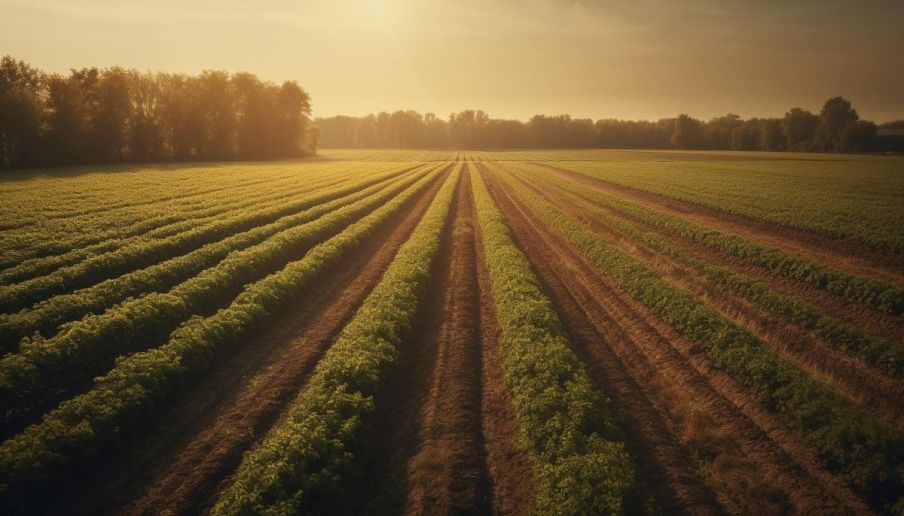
[
  {"xmin": 0, "ymin": 56, "xmax": 316, "ymax": 169},
  {"xmin": 317, "ymin": 98, "xmax": 904, "ymax": 153}
]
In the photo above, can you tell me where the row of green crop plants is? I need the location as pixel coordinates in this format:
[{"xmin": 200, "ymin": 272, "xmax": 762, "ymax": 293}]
[
  {"xmin": 211, "ymin": 168, "xmax": 636, "ymax": 514},
  {"xmin": 525, "ymin": 165, "xmax": 904, "ymax": 315},
  {"xmin": 0, "ymin": 165, "xmax": 424, "ymax": 314},
  {"xmin": 0, "ymin": 166, "xmax": 444, "ymax": 511},
  {"xmin": 491, "ymin": 165, "xmax": 904, "ymax": 512},
  {"xmin": 210, "ymin": 166, "xmax": 462, "ymax": 513},
  {"xmin": 0, "ymin": 165, "xmax": 331, "ymax": 267},
  {"xmin": 0, "ymin": 165, "xmax": 425, "ymax": 350},
  {"xmin": 515, "ymin": 165, "xmax": 903, "ymax": 379},
  {"xmin": 550, "ymin": 160, "xmax": 904, "ymax": 256},
  {"xmin": 0, "ymin": 167, "xmax": 436, "ymax": 424},
  {"xmin": 0, "ymin": 164, "xmax": 283, "ymax": 233},
  {"xmin": 0, "ymin": 166, "xmax": 370, "ymax": 284},
  {"xmin": 1, "ymin": 162, "xmax": 410, "ymax": 270}
]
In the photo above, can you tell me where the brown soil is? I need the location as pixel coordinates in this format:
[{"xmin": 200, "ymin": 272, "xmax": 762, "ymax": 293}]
[
  {"xmin": 472, "ymin": 167, "xmax": 537, "ymax": 515},
  {"xmin": 508, "ymin": 168, "xmax": 904, "ymax": 428},
  {"xmin": 53, "ymin": 169, "xmax": 448, "ymax": 516},
  {"xmin": 522, "ymin": 165, "xmax": 904, "ymax": 342},
  {"xmin": 349, "ymin": 166, "xmax": 534, "ymax": 516},
  {"xmin": 534, "ymin": 163, "xmax": 904, "ymax": 286},
  {"xmin": 481, "ymin": 165, "xmax": 872, "ymax": 514}
]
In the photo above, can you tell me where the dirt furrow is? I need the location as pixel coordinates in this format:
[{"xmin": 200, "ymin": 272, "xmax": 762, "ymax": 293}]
[
  {"xmin": 351, "ymin": 167, "xmax": 532, "ymax": 515},
  {"xmin": 527, "ymin": 168, "xmax": 904, "ymax": 342},
  {"xmin": 471, "ymin": 165, "xmax": 536, "ymax": 515},
  {"xmin": 478, "ymin": 170, "xmax": 728, "ymax": 514},
  {"xmin": 509, "ymin": 169, "xmax": 904, "ymax": 427},
  {"xmin": 534, "ymin": 163, "xmax": 904, "ymax": 285},
  {"xmin": 53, "ymin": 170, "xmax": 448, "ymax": 516},
  {"xmin": 483, "ymin": 169, "xmax": 872, "ymax": 515},
  {"xmin": 402, "ymin": 169, "xmax": 490, "ymax": 514}
]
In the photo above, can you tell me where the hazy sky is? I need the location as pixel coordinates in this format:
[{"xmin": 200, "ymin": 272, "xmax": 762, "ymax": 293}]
[{"xmin": 2, "ymin": 0, "xmax": 903, "ymax": 121}]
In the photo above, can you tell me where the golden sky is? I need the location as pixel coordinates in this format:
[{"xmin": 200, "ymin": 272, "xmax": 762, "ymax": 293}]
[{"xmin": 2, "ymin": 0, "xmax": 903, "ymax": 121}]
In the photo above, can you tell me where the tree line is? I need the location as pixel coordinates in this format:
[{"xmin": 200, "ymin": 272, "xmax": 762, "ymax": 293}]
[
  {"xmin": 317, "ymin": 98, "xmax": 902, "ymax": 152},
  {"xmin": 0, "ymin": 56, "xmax": 316, "ymax": 169}
]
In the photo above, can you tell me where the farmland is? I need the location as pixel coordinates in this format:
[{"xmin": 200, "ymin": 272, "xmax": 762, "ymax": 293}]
[{"xmin": 0, "ymin": 150, "xmax": 902, "ymax": 515}]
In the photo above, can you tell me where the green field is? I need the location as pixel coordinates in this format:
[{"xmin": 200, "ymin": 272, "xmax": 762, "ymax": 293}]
[{"xmin": 0, "ymin": 150, "xmax": 902, "ymax": 515}]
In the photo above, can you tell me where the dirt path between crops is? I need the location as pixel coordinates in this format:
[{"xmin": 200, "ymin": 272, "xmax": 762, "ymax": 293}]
[
  {"xmin": 482, "ymin": 166, "xmax": 872, "ymax": 515},
  {"xmin": 533, "ymin": 163, "xmax": 904, "ymax": 286},
  {"xmin": 518, "ymin": 166, "xmax": 904, "ymax": 342},
  {"xmin": 349, "ymin": 167, "xmax": 534, "ymax": 516},
  {"xmin": 54, "ymin": 170, "xmax": 448, "ymax": 516},
  {"xmin": 509, "ymin": 169, "xmax": 904, "ymax": 428}
]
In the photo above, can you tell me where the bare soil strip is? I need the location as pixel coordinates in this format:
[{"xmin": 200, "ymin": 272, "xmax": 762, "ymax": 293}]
[
  {"xmin": 483, "ymin": 169, "xmax": 872, "ymax": 515},
  {"xmin": 402, "ymin": 170, "xmax": 491, "ymax": 514},
  {"xmin": 525, "ymin": 167, "xmax": 904, "ymax": 342},
  {"xmin": 510, "ymin": 170, "xmax": 904, "ymax": 428},
  {"xmin": 471, "ymin": 166, "xmax": 536, "ymax": 515},
  {"xmin": 54, "ymin": 171, "xmax": 447, "ymax": 516},
  {"xmin": 480, "ymin": 169, "xmax": 728, "ymax": 515},
  {"xmin": 349, "ymin": 168, "xmax": 533, "ymax": 515},
  {"xmin": 535, "ymin": 163, "xmax": 904, "ymax": 285}
]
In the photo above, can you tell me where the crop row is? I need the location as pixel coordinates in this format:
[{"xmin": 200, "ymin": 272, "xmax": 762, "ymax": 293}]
[
  {"xmin": 0, "ymin": 162, "xmax": 404, "ymax": 268},
  {"xmin": 523, "ymin": 164, "xmax": 904, "ymax": 315},
  {"xmin": 0, "ymin": 168, "xmax": 435, "ymax": 421},
  {"xmin": 0, "ymin": 166, "xmax": 426, "ymax": 350},
  {"xmin": 0, "ymin": 165, "xmax": 422, "ymax": 314},
  {"xmin": 0, "ymin": 165, "xmax": 277, "ymax": 231},
  {"xmin": 211, "ymin": 165, "xmax": 461, "ymax": 514},
  {"xmin": 496, "ymin": 169, "xmax": 904, "ymax": 511},
  {"xmin": 471, "ymin": 169, "xmax": 634, "ymax": 514},
  {"xmin": 0, "ymin": 166, "xmax": 314, "ymax": 261},
  {"xmin": 0, "ymin": 167, "xmax": 443, "ymax": 511},
  {"xmin": 551, "ymin": 160, "xmax": 904, "ymax": 255},
  {"xmin": 0, "ymin": 167, "xmax": 367, "ymax": 284},
  {"xmin": 516, "ymin": 167, "xmax": 903, "ymax": 378}
]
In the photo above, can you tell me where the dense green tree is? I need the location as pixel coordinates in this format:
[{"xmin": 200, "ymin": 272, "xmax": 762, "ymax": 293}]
[
  {"xmin": 815, "ymin": 96, "xmax": 859, "ymax": 150},
  {"xmin": 2, "ymin": 54, "xmax": 884, "ymax": 168},
  {"xmin": 758, "ymin": 119, "xmax": 785, "ymax": 151},
  {"xmin": 0, "ymin": 56, "xmax": 315, "ymax": 169},
  {"xmin": 703, "ymin": 114, "xmax": 742, "ymax": 149},
  {"xmin": 781, "ymin": 107, "xmax": 819, "ymax": 150},
  {"xmin": 840, "ymin": 120, "xmax": 877, "ymax": 152},
  {"xmin": 0, "ymin": 56, "xmax": 44, "ymax": 168},
  {"xmin": 671, "ymin": 114, "xmax": 705, "ymax": 149}
]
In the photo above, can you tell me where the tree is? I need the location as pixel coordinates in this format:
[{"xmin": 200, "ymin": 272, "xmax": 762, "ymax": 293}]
[
  {"xmin": 197, "ymin": 70, "xmax": 236, "ymax": 159},
  {"xmin": 128, "ymin": 71, "xmax": 163, "ymax": 161},
  {"xmin": 840, "ymin": 120, "xmax": 877, "ymax": 152},
  {"xmin": 758, "ymin": 119, "xmax": 785, "ymax": 151},
  {"xmin": 274, "ymin": 81, "xmax": 311, "ymax": 155},
  {"xmin": 0, "ymin": 56, "xmax": 44, "ymax": 168},
  {"xmin": 91, "ymin": 67, "xmax": 132, "ymax": 162},
  {"xmin": 671, "ymin": 114, "xmax": 704, "ymax": 149},
  {"xmin": 781, "ymin": 107, "xmax": 819, "ymax": 150},
  {"xmin": 44, "ymin": 73, "xmax": 89, "ymax": 165},
  {"xmin": 815, "ymin": 96, "xmax": 859, "ymax": 151},
  {"xmin": 449, "ymin": 110, "xmax": 489, "ymax": 148},
  {"xmin": 703, "ymin": 114, "xmax": 742, "ymax": 149}
]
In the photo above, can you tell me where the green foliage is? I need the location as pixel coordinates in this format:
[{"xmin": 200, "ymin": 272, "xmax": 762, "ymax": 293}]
[
  {"xmin": 497, "ymin": 169, "xmax": 904, "ymax": 511},
  {"xmin": 212, "ymin": 165, "xmax": 460, "ymax": 514},
  {"xmin": 522, "ymin": 167, "xmax": 903, "ymax": 376},
  {"xmin": 0, "ymin": 170, "xmax": 441, "ymax": 511},
  {"xmin": 0, "ymin": 168, "xmax": 434, "ymax": 421},
  {"xmin": 471, "ymin": 169, "xmax": 634, "ymax": 515},
  {"xmin": 550, "ymin": 156, "xmax": 904, "ymax": 263},
  {"xmin": 0, "ymin": 165, "xmax": 419, "ymax": 347},
  {"xmin": 1, "ymin": 55, "xmax": 314, "ymax": 169},
  {"xmin": 0, "ymin": 167, "xmax": 422, "ymax": 314}
]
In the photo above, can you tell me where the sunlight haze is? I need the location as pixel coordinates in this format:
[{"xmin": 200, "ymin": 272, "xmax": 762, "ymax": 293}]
[{"xmin": 2, "ymin": 0, "xmax": 903, "ymax": 121}]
